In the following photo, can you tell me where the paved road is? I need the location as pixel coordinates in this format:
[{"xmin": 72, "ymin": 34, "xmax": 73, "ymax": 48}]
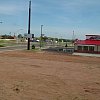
[
  {"xmin": 0, "ymin": 45, "xmax": 27, "ymax": 52},
  {"xmin": 73, "ymin": 52, "xmax": 100, "ymax": 57},
  {"xmin": 1, "ymin": 44, "xmax": 100, "ymax": 58}
]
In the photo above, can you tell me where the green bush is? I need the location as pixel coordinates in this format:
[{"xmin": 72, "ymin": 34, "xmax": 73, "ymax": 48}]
[
  {"xmin": 32, "ymin": 44, "xmax": 35, "ymax": 49},
  {"xmin": 0, "ymin": 44, "xmax": 5, "ymax": 47}
]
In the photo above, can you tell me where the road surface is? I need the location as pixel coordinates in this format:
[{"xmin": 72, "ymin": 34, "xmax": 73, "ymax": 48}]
[
  {"xmin": 73, "ymin": 52, "xmax": 100, "ymax": 57},
  {"xmin": 0, "ymin": 44, "xmax": 27, "ymax": 52}
]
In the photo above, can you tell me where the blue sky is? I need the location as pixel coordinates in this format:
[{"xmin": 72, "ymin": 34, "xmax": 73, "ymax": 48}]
[{"xmin": 0, "ymin": 0, "xmax": 100, "ymax": 39}]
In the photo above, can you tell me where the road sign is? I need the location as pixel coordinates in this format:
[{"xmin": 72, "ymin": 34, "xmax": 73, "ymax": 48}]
[{"xmin": 24, "ymin": 33, "xmax": 33, "ymax": 38}]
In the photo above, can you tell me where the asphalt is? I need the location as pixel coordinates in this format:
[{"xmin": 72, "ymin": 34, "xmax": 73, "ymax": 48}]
[
  {"xmin": 0, "ymin": 45, "xmax": 100, "ymax": 58},
  {"xmin": 0, "ymin": 45, "xmax": 27, "ymax": 52},
  {"xmin": 73, "ymin": 52, "xmax": 100, "ymax": 57}
]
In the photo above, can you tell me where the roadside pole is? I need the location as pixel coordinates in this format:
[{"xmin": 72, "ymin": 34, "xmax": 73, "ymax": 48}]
[
  {"xmin": 40, "ymin": 25, "xmax": 43, "ymax": 49},
  {"xmin": 27, "ymin": 0, "xmax": 31, "ymax": 50}
]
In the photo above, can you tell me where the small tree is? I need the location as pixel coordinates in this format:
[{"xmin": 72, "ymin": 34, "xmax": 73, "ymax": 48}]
[
  {"xmin": 18, "ymin": 34, "xmax": 23, "ymax": 38},
  {"xmin": 65, "ymin": 43, "xmax": 68, "ymax": 47}
]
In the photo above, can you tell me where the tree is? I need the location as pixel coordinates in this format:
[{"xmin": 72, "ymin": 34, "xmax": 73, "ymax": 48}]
[
  {"xmin": 18, "ymin": 34, "xmax": 23, "ymax": 38},
  {"xmin": 42, "ymin": 36, "xmax": 48, "ymax": 41}
]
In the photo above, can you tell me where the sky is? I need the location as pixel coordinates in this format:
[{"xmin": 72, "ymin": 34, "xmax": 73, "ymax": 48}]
[{"xmin": 0, "ymin": 0, "xmax": 100, "ymax": 39}]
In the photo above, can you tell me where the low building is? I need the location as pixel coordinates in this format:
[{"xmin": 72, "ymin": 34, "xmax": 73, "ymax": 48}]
[{"xmin": 74, "ymin": 35, "xmax": 100, "ymax": 54}]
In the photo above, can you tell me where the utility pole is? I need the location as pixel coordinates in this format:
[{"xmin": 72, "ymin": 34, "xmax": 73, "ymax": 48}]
[
  {"xmin": 72, "ymin": 30, "xmax": 75, "ymax": 46},
  {"xmin": 40, "ymin": 25, "xmax": 43, "ymax": 48},
  {"xmin": 27, "ymin": 0, "xmax": 31, "ymax": 50},
  {"xmin": 72, "ymin": 30, "xmax": 74, "ymax": 40}
]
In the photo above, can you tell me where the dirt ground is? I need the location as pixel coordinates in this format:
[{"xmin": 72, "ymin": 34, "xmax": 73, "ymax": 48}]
[{"xmin": 0, "ymin": 50, "xmax": 100, "ymax": 100}]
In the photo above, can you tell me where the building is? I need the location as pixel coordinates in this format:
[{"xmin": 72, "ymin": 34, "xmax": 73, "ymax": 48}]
[{"xmin": 74, "ymin": 35, "xmax": 100, "ymax": 54}]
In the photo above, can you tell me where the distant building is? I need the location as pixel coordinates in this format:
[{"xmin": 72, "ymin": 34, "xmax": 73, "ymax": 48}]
[
  {"xmin": 0, "ymin": 36, "xmax": 3, "ymax": 39},
  {"xmin": 74, "ymin": 35, "xmax": 100, "ymax": 54}
]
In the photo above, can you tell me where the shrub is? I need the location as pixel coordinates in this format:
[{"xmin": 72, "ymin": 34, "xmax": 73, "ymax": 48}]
[{"xmin": 32, "ymin": 44, "xmax": 35, "ymax": 49}]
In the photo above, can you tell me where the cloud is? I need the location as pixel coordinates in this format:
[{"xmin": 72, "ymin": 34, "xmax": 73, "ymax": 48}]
[
  {"xmin": 39, "ymin": 0, "xmax": 100, "ymax": 14},
  {"xmin": 0, "ymin": 5, "xmax": 17, "ymax": 15},
  {"xmin": 0, "ymin": 3, "xmax": 27, "ymax": 15}
]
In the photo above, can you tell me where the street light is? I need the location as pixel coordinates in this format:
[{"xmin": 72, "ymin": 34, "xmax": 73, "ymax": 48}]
[{"xmin": 40, "ymin": 25, "xmax": 43, "ymax": 48}]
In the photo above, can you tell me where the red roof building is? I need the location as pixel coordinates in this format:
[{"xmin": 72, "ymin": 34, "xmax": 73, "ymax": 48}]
[{"xmin": 74, "ymin": 35, "xmax": 100, "ymax": 54}]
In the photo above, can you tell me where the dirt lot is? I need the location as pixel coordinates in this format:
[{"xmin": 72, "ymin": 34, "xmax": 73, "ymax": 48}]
[{"xmin": 0, "ymin": 50, "xmax": 100, "ymax": 100}]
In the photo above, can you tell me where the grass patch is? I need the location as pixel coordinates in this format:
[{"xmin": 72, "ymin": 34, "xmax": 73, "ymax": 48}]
[
  {"xmin": 0, "ymin": 40, "xmax": 6, "ymax": 43},
  {"xmin": 0, "ymin": 44, "xmax": 5, "ymax": 47},
  {"xmin": 31, "ymin": 48, "xmax": 41, "ymax": 52},
  {"xmin": 0, "ymin": 39, "xmax": 17, "ymax": 47},
  {"xmin": 23, "ymin": 48, "xmax": 41, "ymax": 52},
  {"xmin": 0, "ymin": 39, "xmax": 16, "ymax": 43}
]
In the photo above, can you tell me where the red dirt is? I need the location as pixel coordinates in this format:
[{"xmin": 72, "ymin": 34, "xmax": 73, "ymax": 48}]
[{"xmin": 0, "ymin": 50, "xmax": 100, "ymax": 100}]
